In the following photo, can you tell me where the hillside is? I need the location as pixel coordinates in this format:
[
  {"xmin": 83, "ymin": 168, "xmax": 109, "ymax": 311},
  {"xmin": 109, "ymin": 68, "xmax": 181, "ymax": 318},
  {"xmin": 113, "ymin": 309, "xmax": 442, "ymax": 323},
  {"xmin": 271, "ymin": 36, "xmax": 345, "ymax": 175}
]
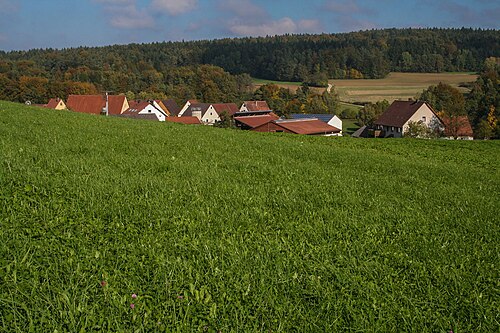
[
  {"xmin": 0, "ymin": 28, "xmax": 499, "ymax": 104},
  {"xmin": 0, "ymin": 101, "xmax": 499, "ymax": 331}
]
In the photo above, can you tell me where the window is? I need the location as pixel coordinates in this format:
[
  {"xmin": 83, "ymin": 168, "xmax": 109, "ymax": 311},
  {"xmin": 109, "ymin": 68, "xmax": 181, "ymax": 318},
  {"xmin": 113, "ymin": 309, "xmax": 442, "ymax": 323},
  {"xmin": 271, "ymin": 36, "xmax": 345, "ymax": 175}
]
[
  {"xmin": 391, "ymin": 126, "xmax": 394, "ymax": 131},
  {"xmin": 422, "ymin": 116, "xmax": 427, "ymax": 123}
]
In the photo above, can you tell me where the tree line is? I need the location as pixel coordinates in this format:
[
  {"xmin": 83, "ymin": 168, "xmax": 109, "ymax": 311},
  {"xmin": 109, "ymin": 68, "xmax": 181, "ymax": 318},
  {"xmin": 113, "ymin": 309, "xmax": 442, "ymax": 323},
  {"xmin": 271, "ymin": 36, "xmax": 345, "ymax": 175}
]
[{"xmin": 0, "ymin": 28, "xmax": 498, "ymax": 95}]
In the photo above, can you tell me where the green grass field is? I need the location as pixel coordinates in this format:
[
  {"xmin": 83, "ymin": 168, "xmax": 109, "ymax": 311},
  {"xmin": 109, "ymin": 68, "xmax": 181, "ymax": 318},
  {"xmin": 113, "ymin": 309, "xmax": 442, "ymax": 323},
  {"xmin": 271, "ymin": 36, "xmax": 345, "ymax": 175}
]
[
  {"xmin": 252, "ymin": 78, "xmax": 302, "ymax": 86},
  {"xmin": 1, "ymin": 101, "xmax": 499, "ymax": 332}
]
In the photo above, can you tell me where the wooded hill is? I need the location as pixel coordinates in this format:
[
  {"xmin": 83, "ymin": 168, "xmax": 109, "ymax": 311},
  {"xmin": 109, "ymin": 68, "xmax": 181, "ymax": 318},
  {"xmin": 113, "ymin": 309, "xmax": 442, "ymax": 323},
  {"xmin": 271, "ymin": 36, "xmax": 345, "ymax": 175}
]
[{"xmin": 0, "ymin": 28, "xmax": 498, "ymax": 104}]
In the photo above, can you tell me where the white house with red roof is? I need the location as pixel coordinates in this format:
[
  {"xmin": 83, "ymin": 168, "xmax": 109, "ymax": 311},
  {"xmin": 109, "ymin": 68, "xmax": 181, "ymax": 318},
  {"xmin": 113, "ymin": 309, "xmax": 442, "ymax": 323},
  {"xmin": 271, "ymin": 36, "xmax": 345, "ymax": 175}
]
[{"xmin": 121, "ymin": 100, "xmax": 168, "ymax": 121}]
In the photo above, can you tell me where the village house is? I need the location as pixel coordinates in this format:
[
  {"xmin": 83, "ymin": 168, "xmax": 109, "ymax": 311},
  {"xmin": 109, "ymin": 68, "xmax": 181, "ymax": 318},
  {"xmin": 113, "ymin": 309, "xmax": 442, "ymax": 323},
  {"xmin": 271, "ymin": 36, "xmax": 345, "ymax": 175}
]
[
  {"xmin": 161, "ymin": 99, "xmax": 181, "ymax": 116},
  {"xmin": 179, "ymin": 101, "xmax": 239, "ymax": 125},
  {"xmin": 45, "ymin": 98, "xmax": 67, "ymax": 110},
  {"xmin": 252, "ymin": 118, "xmax": 341, "ymax": 136},
  {"xmin": 119, "ymin": 100, "xmax": 169, "ymax": 121},
  {"xmin": 178, "ymin": 100, "xmax": 199, "ymax": 117},
  {"xmin": 374, "ymin": 100, "xmax": 443, "ymax": 138},
  {"xmin": 290, "ymin": 114, "xmax": 343, "ymax": 136},
  {"xmin": 239, "ymin": 101, "xmax": 272, "ymax": 114},
  {"xmin": 442, "ymin": 115, "xmax": 474, "ymax": 140},
  {"xmin": 66, "ymin": 95, "xmax": 129, "ymax": 116}
]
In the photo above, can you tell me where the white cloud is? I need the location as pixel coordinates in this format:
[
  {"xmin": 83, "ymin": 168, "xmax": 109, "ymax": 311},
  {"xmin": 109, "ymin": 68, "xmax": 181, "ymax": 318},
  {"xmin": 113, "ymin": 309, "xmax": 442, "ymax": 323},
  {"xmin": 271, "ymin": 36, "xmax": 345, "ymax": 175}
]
[
  {"xmin": 109, "ymin": 4, "xmax": 155, "ymax": 29},
  {"xmin": 151, "ymin": 0, "xmax": 198, "ymax": 15},
  {"xmin": 93, "ymin": 0, "xmax": 155, "ymax": 29},
  {"xmin": 229, "ymin": 17, "xmax": 298, "ymax": 36}
]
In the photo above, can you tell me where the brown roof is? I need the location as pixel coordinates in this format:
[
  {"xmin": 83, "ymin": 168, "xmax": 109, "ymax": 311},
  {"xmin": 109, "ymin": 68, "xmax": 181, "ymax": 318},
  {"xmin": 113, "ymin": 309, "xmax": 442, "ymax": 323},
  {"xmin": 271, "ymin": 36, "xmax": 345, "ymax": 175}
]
[
  {"xmin": 212, "ymin": 103, "xmax": 239, "ymax": 116},
  {"xmin": 243, "ymin": 101, "xmax": 271, "ymax": 111},
  {"xmin": 374, "ymin": 101, "xmax": 430, "ymax": 128},
  {"xmin": 162, "ymin": 99, "xmax": 180, "ymax": 116},
  {"xmin": 45, "ymin": 98, "xmax": 62, "ymax": 109},
  {"xmin": 442, "ymin": 116, "xmax": 474, "ymax": 137},
  {"xmin": 66, "ymin": 95, "xmax": 127, "ymax": 115},
  {"xmin": 182, "ymin": 103, "xmax": 211, "ymax": 117},
  {"xmin": 234, "ymin": 113, "xmax": 279, "ymax": 129},
  {"xmin": 166, "ymin": 116, "xmax": 202, "ymax": 125},
  {"xmin": 255, "ymin": 118, "xmax": 341, "ymax": 135},
  {"xmin": 125, "ymin": 100, "xmax": 150, "ymax": 113}
]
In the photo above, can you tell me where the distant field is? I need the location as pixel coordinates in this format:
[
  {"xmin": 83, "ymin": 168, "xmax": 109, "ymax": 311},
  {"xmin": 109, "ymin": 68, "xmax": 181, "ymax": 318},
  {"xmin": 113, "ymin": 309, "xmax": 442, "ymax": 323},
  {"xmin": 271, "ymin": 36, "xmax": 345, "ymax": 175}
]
[
  {"xmin": 252, "ymin": 78, "xmax": 302, "ymax": 86},
  {"xmin": 1, "ymin": 101, "xmax": 498, "ymax": 332},
  {"xmin": 331, "ymin": 72, "xmax": 478, "ymax": 104},
  {"xmin": 253, "ymin": 72, "xmax": 478, "ymax": 104}
]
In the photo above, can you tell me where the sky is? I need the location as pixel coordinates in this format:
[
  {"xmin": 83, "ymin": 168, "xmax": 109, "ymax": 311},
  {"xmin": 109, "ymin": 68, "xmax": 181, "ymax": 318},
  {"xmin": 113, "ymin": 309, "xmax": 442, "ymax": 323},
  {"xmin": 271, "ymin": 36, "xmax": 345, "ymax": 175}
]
[{"xmin": 0, "ymin": 0, "xmax": 498, "ymax": 51}]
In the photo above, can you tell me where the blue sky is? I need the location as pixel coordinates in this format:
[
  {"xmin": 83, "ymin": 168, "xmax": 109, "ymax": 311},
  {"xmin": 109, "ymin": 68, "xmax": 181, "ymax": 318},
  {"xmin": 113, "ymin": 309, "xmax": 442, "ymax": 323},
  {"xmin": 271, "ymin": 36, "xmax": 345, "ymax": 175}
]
[{"xmin": 0, "ymin": 0, "xmax": 498, "ymax": 51}]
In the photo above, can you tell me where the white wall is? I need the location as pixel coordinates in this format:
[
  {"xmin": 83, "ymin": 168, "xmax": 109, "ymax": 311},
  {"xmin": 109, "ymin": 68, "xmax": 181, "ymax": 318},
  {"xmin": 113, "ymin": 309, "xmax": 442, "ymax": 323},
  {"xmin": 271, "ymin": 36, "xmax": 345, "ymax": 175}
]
[
  {"xmin": 201, "ymin": 105, "xmax": 220, "ymax": 125},
  {"xmin": 138, "ymin": 104, "xmax": 166, "ymax": 121},
  {"xmin": 328, "ymin": 116, "xmax": 343, "ymax": 133},
  {"xmin": 404, "ymin": 104, "xmax": 443, "ymax": 134}
]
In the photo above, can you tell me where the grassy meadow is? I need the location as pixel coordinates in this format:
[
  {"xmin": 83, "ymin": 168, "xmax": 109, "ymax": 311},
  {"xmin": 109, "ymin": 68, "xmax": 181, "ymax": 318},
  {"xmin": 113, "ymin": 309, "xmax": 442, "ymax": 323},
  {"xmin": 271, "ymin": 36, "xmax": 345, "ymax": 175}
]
[{"xmin": 0, "ymin": 101, "xmax": 499, "ymax": 332}]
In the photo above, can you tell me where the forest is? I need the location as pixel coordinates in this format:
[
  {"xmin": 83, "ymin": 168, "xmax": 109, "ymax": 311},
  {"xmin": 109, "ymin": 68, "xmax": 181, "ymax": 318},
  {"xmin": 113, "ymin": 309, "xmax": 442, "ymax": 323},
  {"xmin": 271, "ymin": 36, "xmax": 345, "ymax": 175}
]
[{"xmin": 0, "ymin": 28, "xmax": 498, "ymax": 137}]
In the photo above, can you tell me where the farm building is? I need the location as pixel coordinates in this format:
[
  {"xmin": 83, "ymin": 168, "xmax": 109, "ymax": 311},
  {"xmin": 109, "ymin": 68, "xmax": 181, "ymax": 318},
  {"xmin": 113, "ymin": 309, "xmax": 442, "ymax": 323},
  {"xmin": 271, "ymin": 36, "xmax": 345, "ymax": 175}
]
[
  {"xmin": 441, "ymin": 116, "xmax": 474, "ymax": 140},
  {"xmin": 252, "ymin": 118, "xmax": 341, "ymax": 136},
  {"xmin": 234, "ymin": 113, "xmax": 280, "ymax": 130},
  {"xmin": 290, "ymin": 114, "xmax": 343, "ymax": 135},
  {"xmin": 374, "ymin": 100, "xmax": 443, "ymax": 138},
  {"xmin": 66, "ymin": 95, "xmax": 129, "ymax": 116}
]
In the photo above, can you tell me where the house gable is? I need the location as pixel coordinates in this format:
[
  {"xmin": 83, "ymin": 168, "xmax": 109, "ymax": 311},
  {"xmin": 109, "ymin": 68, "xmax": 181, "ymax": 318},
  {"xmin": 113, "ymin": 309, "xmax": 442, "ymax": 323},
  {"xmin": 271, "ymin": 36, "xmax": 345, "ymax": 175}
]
[
  {"xmin": 240, "ymin": 101, "xmax": 271, "ymax": 112},
  {"xmin": 200, "ymin": 105, "xmax": 220, "ymax": 125}
]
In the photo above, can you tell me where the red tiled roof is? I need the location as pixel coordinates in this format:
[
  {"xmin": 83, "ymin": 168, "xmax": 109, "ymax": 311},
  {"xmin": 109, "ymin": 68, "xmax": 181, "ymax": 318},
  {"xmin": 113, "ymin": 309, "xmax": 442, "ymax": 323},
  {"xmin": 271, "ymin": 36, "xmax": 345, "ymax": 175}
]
[
  {"xmin": 45, "ymin": 98, "xmax": 62, "ymax": 109},
  {"xmin": 66, "ymin": 95, "xmax": 127, "ymax": 115},
  {"xmin": 273, "ymin": 118, "xmax": 340, "ymax": 135},
  {"xmin": 124, "ymin": 101, "xmax": 150, "ymax": 114},
  {"xmin": 166, "ymin": 116, "xmax": 201, "ymax": 124},
  {"xmin": 374, "ymin": 101, "xmax": 429, "ymax": 128},
  {"xmin": 234, "ymin": 113, "xmax": 279, "ymax": 128},
  {"xmin": 442, "ymin": 116, "xmax": 474, "ymax": 137},
  {"xmin": 107, "ymin": 95, "xmax": 127, "ymax": 115},
  {"xmin": 67, "ymin": 95, "xmax": 105, "ymax": 115},
  {"xmin": 212, "ymin": 103, "xmax": 239, "ymax": 116},
  {"xmin": 243, "ymin": 101, "xmax": 271, "ymax": 111}
]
